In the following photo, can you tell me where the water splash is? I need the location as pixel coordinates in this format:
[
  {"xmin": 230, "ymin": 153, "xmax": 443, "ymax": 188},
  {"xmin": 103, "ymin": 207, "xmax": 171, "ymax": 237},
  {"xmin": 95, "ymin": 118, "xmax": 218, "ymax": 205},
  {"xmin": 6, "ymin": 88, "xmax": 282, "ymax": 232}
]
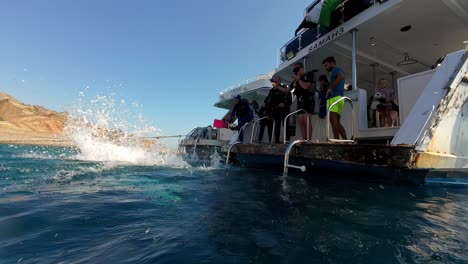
[
  {"xmin": 62, "ymin": 92, "xmax": 188, "ymax": 167},
  {"xmin": 209, "ymin": 150, "xmax": 223, "ymax": 169}
]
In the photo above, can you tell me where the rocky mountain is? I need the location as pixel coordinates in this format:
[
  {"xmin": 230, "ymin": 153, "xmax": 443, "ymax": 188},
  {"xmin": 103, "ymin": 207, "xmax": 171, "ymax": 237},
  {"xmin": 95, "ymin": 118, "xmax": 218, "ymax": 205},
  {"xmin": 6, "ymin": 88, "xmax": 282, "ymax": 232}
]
[{"xmin": 0, "ymin": 92, "xmax": 70, "ymax": 145}]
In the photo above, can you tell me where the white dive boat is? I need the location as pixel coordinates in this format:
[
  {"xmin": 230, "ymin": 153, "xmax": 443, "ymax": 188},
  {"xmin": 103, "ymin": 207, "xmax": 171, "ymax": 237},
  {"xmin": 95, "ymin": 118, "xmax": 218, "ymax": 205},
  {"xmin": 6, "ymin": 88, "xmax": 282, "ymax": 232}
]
[
  {"xmin": 226, "ymin": 0, "xmax": 468, "ymax": 185},
  {"xmin": 178, "ymin": 73, "xmax": 274, "ymax": 162}
]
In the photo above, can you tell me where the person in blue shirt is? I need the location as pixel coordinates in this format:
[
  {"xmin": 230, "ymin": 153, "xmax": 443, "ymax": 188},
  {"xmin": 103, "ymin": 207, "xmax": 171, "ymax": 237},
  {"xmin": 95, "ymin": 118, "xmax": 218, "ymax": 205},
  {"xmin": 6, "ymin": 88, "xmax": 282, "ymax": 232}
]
[
  {"xmin": 323, "ymin": 56, "xmax": 347, "ymax": 140},
  {"xmin": 228, "ymin": 95, "xmax": 253, "ymax": 142}
]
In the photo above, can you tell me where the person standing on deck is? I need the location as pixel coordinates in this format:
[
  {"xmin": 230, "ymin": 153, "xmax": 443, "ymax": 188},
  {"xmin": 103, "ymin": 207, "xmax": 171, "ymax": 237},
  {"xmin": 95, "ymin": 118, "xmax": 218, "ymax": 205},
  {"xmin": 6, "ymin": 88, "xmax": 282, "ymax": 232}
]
[
  {"xmin": 323, "ymin": 56, "xmax": 347, "ymax": 140},
  {"xmin": 291, "ymin": 63, "xmax": 314, "ymax": 140},
  {"xmin": 228, "ymin": 95, "xmax": 253, "ymax": 142},
  {"xmin": 318, "ymin": 74, "xmax": 329, "ymax": 119},
  {"xmin": 263, "ymin": 76, "xmax": 292, "ymax": 143}
]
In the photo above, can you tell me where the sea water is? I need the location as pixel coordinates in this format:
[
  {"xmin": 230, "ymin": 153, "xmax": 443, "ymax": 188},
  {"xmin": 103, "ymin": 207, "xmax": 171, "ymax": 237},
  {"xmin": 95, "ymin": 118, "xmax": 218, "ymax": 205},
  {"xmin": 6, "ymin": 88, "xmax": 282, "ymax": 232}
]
[
  {"xmin": 1, "ymin": 144, "xmax": 467, "ymax": 263},
  {"xmin": 0, "ymin": 94, "xmax": 467, "ymax": 263}
]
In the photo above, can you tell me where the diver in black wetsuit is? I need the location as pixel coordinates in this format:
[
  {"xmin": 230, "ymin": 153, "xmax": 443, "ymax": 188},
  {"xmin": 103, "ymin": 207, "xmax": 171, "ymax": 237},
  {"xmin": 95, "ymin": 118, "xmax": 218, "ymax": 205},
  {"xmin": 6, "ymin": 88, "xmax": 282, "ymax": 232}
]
[
  {"xmin": 291, "ymin": 63, "xmax": 314, "ymax": 140},
  {"xmin": 260, "ymin": 77, "xmax": 292, "ymax": 143}
]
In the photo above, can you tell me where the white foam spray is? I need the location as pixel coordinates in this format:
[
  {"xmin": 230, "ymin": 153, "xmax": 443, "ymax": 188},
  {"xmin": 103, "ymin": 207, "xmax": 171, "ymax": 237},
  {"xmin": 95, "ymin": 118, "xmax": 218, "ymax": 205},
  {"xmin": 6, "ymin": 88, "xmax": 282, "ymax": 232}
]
[{"xmin": 63, "ymin": 92, "xmax": 188, "ymax": 168}]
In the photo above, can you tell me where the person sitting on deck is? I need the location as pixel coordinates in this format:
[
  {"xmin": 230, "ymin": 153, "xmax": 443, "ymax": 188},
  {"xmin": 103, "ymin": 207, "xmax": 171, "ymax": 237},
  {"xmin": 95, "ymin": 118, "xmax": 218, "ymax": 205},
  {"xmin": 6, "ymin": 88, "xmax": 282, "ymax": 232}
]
[
  {"xmin": 323, "ymin": 56, "xmax": 347, "ymax": 140},
  {"xmin": 291, "ymin": 63, "xmax": 314, "ymax": 140},
  {"xmin": 260, "ymin": 76, "xmax": 292, "ymax": 143},
  {"xmin": 376, "ymin": 79, "xmax": 399, "ymax": 127},
  {"xmin": 228, "ymin": 95, "xmax": 253, "ymax": 142}
]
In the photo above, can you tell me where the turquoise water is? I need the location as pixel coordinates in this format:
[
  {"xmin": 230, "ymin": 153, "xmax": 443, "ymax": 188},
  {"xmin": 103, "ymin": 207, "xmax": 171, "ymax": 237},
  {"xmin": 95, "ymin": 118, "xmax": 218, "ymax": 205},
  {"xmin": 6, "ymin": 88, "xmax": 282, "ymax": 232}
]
[{"xmin": 0, "ymin": 144, "xmax": 467, "ymax": 263}]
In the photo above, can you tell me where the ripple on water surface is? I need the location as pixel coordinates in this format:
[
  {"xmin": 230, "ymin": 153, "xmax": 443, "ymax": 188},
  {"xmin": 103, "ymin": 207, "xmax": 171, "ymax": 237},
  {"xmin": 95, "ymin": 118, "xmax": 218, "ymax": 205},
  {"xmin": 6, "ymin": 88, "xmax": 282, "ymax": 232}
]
[{"xmin": 0, "ymin": 145, "xmax": 467, "ymax": 263}]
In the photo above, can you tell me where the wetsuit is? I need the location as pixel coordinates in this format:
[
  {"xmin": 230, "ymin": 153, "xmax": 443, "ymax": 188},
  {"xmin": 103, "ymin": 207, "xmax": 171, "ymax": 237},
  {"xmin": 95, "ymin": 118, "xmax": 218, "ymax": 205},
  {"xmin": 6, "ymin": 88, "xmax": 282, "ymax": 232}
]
[
  {"xmin": 292, "ymin": 73, "xmax": 314, "ymax": 114},
  {"xmin": 263, "ymin": 85, "xmax": 292, "ymax": 143},
  {"xmin": 229, "ymin": 99, "xmax": 253, "ymax": 142}
]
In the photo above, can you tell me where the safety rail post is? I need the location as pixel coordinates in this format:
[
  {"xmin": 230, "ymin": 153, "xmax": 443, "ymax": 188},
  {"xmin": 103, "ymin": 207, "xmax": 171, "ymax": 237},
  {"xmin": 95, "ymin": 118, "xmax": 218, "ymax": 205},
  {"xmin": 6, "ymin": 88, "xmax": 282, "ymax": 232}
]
[
  {"xmin": 326, "ymin": 96, "xmax": 355, "ymax": 143},
  {"xmin": 283, "ymin": 140, "xmax": 308, "ymax": 175},
  {"xmin": 250, "ymin": 116, "xmax": 275, "ymax": 144},
  {"xmin": 226, "ymin": 142, "xmax": 242, "ymax": 164},
  {"xmin": 191, "ymin": 137, "xmax": 201, "ymax": 156},
  {"xmin": 283, "ymin": 109, "xmax": 309, "ymax": 143},
  {"xmin": 227, "ymin": 121, "xmax": 253, "ymax": 144}
]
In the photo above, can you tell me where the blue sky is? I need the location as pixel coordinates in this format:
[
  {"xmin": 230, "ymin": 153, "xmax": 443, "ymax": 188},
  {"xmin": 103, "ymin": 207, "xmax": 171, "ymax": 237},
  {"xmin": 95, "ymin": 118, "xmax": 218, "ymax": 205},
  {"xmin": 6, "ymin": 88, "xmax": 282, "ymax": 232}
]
[{"xmin": 0, "ymin": 0, "xmax": 311, "ymax": 146}]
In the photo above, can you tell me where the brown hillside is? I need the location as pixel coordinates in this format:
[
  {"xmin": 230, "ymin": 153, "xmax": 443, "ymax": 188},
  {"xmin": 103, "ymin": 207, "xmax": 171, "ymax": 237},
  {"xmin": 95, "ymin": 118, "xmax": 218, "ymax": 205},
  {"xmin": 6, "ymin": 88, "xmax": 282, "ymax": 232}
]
[{"xmin": 0, "ymin": 92, "xmax": 70, "ymax": 145}]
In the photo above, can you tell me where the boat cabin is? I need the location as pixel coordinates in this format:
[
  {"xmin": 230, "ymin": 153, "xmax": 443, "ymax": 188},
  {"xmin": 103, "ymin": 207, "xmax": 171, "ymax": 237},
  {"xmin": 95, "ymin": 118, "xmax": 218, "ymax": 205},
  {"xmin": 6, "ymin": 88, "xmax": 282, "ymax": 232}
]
[{"xmin": 272, "ymin": 0, "xmax": 468, "ymax": 144}]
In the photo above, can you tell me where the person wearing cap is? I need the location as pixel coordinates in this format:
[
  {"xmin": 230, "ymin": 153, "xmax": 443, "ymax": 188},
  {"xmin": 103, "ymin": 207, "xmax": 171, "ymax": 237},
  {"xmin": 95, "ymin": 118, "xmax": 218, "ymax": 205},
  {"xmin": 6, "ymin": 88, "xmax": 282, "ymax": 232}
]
[{"xmin": 228, "ymin": 95, "xmax": 253, "ymax": 142}]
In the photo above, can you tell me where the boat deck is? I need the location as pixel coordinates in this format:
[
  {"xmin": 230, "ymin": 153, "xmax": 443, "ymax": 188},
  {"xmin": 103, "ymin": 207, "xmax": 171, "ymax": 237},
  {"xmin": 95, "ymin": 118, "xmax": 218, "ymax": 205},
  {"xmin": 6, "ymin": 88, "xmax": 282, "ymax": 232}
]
[
  {"xmin": 231, "ymin": 142, "xmax": 416, "ymax": 168},
  {"xmin": 227, "ymin": 142, "xmax": 434, "ymax": 183}
]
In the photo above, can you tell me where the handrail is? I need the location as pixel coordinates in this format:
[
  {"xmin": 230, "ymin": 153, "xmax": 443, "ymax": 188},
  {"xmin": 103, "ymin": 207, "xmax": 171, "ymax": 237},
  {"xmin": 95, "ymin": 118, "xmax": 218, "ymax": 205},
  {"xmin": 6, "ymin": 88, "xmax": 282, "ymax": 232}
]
[
  {"xmin": 226, "ymin": 142, "xmax": 242, "ymax": 164},
  {"xmin": 238, "ymin": 122, "xmax": 252, "ymax": 143},
  {"xmin": 191, "ymin": 137, "xmax": 200, "ymax": 157},
  {"xmin": 228, "ymin": 121, "xmax": 253, "ymax": 144},
  {"xmin": 219, "ymin": 74, "xmax": 273, "ymax": 95},
  {"xmin": 283, "ymin": 109, "xmax": 310, "ymax": 143},
  {"xmin": 250, "ymin": 116, "xmax": 276, "ymax": 144},
  {"xmin": 284, "ymin": 140, "xmax": 308, "ymax": 175},
  {"xmin": 184, "ymin": 127, "xmax": 197, "ymax": 140},
  {"xmin": 326, "ymin": 96, "xmax": 355, "ymax": 143}
]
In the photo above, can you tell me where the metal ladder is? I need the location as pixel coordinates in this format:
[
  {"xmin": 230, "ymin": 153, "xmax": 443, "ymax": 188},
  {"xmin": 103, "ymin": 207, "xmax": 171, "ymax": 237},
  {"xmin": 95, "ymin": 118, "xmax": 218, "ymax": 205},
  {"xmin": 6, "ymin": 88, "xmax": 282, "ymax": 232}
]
[
  {"xmin": 225, "ymin": 122, "xmax": 252, "ymax": 164},
  {"xmin": 281, "ymin": 109, "xmax": 311, "ymax": 174},
  {"xmin": 225, "ymin": 142, "xmax": 242, "ymax": 164},
  {"xmin": 283, "ymin": 109, "xmax": 310, "ymax": 143},
  {"xmin": 326, "ymin": 96, "xmax": 355, "ymax": 143},
  {"xmin": 250, "ymin": 116, "xmax": 275, "ymax": 144},
  {"xmin": 283, "ymin": 140, "xmax": 308, "ymax": 175}
]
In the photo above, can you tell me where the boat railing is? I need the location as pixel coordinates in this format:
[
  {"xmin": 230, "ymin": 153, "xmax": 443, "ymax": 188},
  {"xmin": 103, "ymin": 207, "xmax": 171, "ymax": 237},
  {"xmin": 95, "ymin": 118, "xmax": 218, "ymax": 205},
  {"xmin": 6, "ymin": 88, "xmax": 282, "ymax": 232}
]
[
  {"xmin": 184, "ymin": 126, "xmax": 216, "ymax": 141},
  {"xmin": 326, "ymin": 96, "xmax": 355, "ymax": 143},
  {"xmin": 250, "ymin": 116, "xmax": 276, "ymax": 144},
  {"xmin": 225, "ymin": 121, "xmax": 254, "ymax": 164},
  {"xmin": 227, "ymin": 121, "xmax": 253, "ymax": 144},
  {"xmin": 225, "ymin": 142, "xmax": 242, "ymax": 164},
  {"xmin": 283, "ymin": 140, "xmax": 308, "ymax": 175},
  {"xmin": 219, "ymin": 74, "xmax": 273, "ymax": 96},
  {"xmin": 280, "ymin": 0, "xmax": 377, "ymax": 62},
  {"xmin": 283, "ymin": 109, "xmax": 310, "ymax": 143}
]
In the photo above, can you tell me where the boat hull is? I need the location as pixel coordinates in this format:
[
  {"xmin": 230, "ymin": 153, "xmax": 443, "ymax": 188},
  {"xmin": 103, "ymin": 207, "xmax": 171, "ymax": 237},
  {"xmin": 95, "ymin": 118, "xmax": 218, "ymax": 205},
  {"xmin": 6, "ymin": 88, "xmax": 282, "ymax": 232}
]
[
  {"xmin": 230, "ymin": 143, "xmax": 468, "ymax": 185},
  {"xmin": 179, "ymin": 139, "xmax": 227, "ymax": 165}
]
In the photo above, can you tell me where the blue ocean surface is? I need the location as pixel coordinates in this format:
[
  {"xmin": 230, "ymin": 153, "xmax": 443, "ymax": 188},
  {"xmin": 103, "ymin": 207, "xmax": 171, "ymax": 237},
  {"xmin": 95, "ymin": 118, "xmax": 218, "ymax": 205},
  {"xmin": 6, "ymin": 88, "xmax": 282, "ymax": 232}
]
[{"xmin": 0, "ymin": 144, "xmax": 467, "ymax": 263}]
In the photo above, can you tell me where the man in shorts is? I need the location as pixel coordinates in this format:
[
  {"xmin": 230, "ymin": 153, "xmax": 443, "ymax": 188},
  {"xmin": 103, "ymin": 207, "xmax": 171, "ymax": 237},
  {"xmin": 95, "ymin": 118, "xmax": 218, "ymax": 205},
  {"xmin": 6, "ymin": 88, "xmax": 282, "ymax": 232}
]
[{"xmin": 323, "ymin": 56, "xmax": 347, "ymax": 140}]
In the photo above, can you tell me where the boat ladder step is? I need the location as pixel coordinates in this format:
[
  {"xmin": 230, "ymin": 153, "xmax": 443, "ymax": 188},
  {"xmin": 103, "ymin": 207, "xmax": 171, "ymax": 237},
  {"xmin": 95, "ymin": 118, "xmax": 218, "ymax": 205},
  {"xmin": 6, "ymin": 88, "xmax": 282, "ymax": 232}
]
[{"xmin": 284, "ymin": 140, "xmax": 308, "ymax": 175}]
